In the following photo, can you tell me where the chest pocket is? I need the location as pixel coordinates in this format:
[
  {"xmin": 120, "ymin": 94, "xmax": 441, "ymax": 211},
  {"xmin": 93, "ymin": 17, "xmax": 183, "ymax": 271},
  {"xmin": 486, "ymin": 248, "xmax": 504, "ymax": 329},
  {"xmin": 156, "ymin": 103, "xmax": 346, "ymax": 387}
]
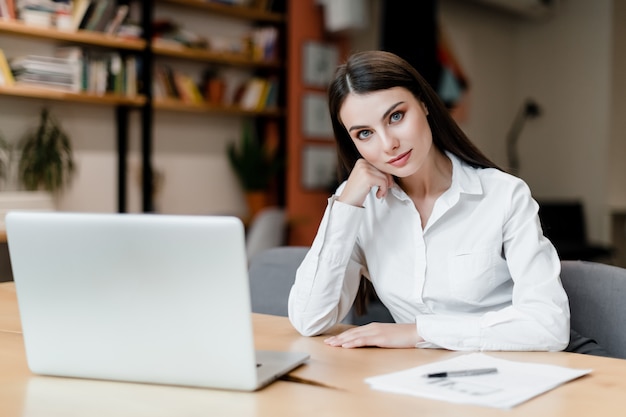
[{"xmin": 447, "ymin": 248, "xmax": 500, "ymax": 305}]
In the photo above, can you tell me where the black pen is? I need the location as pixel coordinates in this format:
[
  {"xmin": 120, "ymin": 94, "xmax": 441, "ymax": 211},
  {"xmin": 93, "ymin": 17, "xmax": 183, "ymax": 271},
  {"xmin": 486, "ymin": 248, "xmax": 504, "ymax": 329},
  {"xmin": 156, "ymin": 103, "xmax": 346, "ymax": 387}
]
[{"xmin": 423, "ymin": 367, "xmax": 498, "ymax": 378}]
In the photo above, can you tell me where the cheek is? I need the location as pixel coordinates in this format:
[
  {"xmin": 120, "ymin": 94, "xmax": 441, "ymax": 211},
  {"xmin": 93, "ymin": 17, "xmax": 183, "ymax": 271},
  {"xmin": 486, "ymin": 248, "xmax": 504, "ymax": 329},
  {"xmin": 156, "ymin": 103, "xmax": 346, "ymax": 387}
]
[{"xmin": 353, "ymin": 141, "xmax": 379, "ymax": 163}]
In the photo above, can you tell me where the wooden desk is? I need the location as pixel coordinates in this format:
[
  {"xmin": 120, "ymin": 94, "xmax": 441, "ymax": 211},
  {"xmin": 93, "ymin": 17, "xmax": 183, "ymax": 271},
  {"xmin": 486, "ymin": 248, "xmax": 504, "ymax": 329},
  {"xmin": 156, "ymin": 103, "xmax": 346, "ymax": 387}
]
[{"xmin": 1, "ymin": 282, "xmax": 626, "ymax": 416}]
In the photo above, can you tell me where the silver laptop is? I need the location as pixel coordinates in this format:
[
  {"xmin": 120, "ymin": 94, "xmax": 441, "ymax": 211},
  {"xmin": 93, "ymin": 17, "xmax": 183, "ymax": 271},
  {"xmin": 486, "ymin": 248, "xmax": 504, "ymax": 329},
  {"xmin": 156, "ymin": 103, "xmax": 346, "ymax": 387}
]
[{"xmin": 6, "ymin": 211, "xmax": 309, "ymax": 391}]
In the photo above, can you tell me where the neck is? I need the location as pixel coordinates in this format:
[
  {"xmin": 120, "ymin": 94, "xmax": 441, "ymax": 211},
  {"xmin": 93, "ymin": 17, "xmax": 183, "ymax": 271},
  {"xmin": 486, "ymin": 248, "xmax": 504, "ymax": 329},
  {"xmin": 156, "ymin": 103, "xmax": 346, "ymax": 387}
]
[{"xmin": 398, "ymin": 149, "xmax": 452, "ymax": 200}]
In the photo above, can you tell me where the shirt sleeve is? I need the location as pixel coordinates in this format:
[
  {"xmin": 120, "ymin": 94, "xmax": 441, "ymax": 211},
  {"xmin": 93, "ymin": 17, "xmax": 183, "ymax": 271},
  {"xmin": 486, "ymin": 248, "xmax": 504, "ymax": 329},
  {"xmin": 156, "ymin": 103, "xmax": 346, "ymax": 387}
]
[
  {"xmin": 288, "ymin": 196, "xmax": 366, "ymax": 336},
  {"xmin": 416, "ymin": 180, "xmax": 570, "ymax": 351}
]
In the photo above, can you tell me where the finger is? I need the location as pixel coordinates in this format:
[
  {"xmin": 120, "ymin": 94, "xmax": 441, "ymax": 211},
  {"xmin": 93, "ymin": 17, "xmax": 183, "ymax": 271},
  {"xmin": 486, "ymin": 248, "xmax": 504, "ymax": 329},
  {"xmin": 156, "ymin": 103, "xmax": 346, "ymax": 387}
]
[
  {"xmin": 374, "ymin": 171, "xmax": 394, "ymax": 199},
  {"xmin": 324, "ymin": 325, "xmax": 378, "ymax": 348}
]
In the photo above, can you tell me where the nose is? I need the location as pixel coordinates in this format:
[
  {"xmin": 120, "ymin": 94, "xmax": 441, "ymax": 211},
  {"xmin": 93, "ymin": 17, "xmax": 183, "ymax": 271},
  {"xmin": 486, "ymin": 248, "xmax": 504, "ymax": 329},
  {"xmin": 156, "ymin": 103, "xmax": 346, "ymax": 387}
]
[{"xmin": 379, "ymin": 130, "xmax": 400, "ymax": 153}]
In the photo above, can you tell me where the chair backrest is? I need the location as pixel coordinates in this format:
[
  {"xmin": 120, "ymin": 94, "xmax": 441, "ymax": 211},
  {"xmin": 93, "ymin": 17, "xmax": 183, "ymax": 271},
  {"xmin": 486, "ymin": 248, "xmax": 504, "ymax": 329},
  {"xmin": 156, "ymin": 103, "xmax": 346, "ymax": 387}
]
[
  {"xmin": 247, "ymin": 246, "xmax": 309, "ymax": 316},
  {"xmin": 560, "ymin": 260, "xmax": 626, "ymax": 359},
  {"xmin": 245, "ymin": 207, "xmax": 287, "ymax": 261}
]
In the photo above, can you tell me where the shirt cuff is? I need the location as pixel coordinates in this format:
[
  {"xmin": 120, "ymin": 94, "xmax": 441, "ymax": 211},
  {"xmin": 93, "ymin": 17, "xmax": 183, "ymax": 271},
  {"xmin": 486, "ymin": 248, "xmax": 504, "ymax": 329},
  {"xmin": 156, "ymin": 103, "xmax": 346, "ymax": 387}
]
[{"xmin": 417, "ymin": 315, "xmax": 482, "ymax": 350}]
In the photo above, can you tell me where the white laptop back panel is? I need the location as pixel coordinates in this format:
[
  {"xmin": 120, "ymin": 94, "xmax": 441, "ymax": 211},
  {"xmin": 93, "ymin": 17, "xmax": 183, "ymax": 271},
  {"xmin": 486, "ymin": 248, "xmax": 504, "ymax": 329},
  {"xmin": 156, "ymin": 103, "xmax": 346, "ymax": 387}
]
[{"xmin": 6, "ymin": 212, "xmax": 308, "ymax": 391}]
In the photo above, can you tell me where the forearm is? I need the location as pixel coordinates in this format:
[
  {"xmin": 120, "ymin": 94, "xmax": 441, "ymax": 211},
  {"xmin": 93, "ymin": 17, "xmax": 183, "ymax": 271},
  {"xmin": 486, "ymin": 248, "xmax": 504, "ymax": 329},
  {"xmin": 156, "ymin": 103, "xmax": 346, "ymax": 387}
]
[
  {"xmin": 416, "ymin": 304, "xmax": 570, "ymax": 351},
  {"xmin": 288, "ymin": 197, "xmax": 365, "ymax": 336}
]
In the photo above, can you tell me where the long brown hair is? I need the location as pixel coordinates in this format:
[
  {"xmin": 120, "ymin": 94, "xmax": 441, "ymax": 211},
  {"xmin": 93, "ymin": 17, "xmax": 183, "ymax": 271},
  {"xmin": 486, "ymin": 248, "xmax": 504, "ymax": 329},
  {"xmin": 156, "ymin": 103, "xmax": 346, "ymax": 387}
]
[
  {"xmin": 327, "ymin": 51, "xmax": 502, "ymax": 316},
  {"xmin": 328, "ymin": 50, "xmax": 500, "ymax": 181}
]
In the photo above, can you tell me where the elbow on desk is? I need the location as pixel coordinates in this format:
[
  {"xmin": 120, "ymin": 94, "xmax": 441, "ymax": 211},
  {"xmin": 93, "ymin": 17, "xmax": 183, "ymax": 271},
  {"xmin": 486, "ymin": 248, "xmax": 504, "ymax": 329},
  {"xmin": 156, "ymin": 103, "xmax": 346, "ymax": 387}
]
[
  {"xmin": 288, "ymin": 310, "xmax": 336, "ymax": 337},
  {"xmin": 288, "ymin": 315, "xmax": 329, "ymax": 337}
]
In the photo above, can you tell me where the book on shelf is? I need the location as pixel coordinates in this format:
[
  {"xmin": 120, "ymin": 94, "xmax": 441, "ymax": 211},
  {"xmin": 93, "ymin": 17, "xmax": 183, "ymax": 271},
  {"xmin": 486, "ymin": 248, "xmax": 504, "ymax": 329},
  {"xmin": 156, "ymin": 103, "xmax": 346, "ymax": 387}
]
[
  {"xmin": 10, "ymin": 53, "xmax": 81, "ymax": 91},
  {"xmin": 238, "ymin": 77, "xmax": 265, "ymax": 110},
  {"xmin": 103, "ymin": 3, "xmax": 127, "ymax": 35},
  {"xmin": 5, "ymin": 46, "xmax": 139, "ymax": 96},
  {"xmin": 236, "ymin": 77, "xmax": 279, "ymax": 111},
  {"xmin": 71, "ymin": 0, "xmax": 92, "ymax": 31},
  {"xmin": 0, "ymin": 49, "xmax": 15, "ymax": 86},
  {"xmin": 262, "ymin": 77, "xmax": 279, "ymax": 109},
  {"xmin": 11, "ymin": 55, "xmax": 77, "ymax": 75},
  {"xmin": 54, "ymin": 45, "xmax": 84, "ymax": 91},
  {"xmin": 173, "ymin": 72, "xmax": 203, "ymax": 104},
  {"xmin": 14, "ymin": 0, "xmax": 71, "ymax": 23},
  {"xmin": 153, "ymin": 65, "xmax": 204, "ymax": 105},
  {"xmin": 83, "ymin": 0, "xmax": 117, "ymax": 32},
  {"xmin": 84, "ymin": 50, "xmax": 138, "ymax": 96},
  {"xmin": 250, "ymin": 26, "xmax": 279, "ymax": 62},
  {"xmin": 77, "ymin": 1, "xmax": 97, "ymax": 29},
  {"xmin": 124, "ymin": 54, "xmax": 137, "ymax": 96}
]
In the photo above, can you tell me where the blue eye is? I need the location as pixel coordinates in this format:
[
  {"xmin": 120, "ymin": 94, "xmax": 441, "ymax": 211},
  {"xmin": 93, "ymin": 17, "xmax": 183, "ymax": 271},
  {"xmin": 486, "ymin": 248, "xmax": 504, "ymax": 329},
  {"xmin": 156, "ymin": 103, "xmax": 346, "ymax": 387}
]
[
  {"xmin": 357, "ymin": 130, "xmax": 372, "ymax": 140},
  {"xmin": 390, "ymin": 111, "xmax": 404, "ymax": 123}
]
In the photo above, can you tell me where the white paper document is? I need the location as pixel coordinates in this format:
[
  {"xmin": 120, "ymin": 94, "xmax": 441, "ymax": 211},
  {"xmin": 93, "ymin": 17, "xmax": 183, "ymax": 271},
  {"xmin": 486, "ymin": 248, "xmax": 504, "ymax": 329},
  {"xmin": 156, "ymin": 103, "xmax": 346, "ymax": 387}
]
[{"xmin": 365, "ymin": 353, "xmax": 591, "ymax": 409}]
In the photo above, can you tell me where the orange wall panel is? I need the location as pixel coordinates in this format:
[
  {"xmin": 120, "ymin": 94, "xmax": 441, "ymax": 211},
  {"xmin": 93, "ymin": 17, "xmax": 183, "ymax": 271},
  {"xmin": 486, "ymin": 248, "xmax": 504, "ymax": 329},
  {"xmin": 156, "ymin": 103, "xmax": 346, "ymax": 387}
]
[{"xmin": 286, "ymin": 0, "xmax": 348, "ymax": 246}]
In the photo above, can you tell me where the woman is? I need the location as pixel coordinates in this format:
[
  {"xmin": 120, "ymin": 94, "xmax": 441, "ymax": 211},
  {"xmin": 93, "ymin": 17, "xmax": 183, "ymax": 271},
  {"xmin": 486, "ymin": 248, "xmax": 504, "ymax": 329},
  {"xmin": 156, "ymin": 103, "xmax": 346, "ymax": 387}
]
[{"xmin": 287, "ymin": 50, "xmax": 571, "ymax": 351}]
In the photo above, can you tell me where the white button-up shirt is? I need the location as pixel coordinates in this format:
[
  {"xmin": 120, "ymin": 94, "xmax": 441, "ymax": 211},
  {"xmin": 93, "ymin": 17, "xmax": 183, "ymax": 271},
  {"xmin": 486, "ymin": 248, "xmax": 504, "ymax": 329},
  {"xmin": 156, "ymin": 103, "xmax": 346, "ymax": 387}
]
[{"xmin": 288, "ymin": 153, "xmax": 570, "ymax": 351}]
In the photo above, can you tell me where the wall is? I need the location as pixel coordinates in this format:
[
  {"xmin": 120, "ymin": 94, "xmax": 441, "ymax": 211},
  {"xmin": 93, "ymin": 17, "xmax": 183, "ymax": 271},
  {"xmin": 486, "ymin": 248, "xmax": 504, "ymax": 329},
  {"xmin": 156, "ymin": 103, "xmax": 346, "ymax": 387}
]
[
  {"xmin": 608, "ymin": 0, "xmax": 626, "ymax": 209},
  {"xmin": 438, "ymin": 0, "xmax": 618, "ymax": 244},
  {"xmin": 512, "ymin": 0, "xmax": 613, "ymax": 244}
]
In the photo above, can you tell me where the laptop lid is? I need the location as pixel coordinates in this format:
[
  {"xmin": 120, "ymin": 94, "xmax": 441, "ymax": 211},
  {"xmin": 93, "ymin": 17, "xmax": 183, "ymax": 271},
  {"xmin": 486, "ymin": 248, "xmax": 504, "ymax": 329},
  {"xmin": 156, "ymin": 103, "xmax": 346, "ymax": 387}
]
[{"xmin": 6, "ymin": 211, "xmax": 308, "ymax": 391}]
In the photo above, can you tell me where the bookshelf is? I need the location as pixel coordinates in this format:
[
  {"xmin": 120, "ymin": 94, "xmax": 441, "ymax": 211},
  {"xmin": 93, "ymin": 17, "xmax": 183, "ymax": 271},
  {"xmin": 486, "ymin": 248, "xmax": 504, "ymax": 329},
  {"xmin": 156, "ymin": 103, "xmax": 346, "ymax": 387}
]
[
  {"xmin": 0, "ymin": 0, "xmax": 287, "ymax": 214},
  {"xmin": 0, "ymin": 83, "xmax": 146, "ymax": 106},
  {"xmin": 159, "ymin": 0, "xmax": 285, "ymax": 23},
  {"xmin": 151, "ymin": 0, "xmax": 285, "ymax": 115},
  {"xmin": 0, "ymin": 3, "xmax": 149, "ymax": 212},
  {"xmin": 0, "ymin": 19, "xmax": 146, "ymax": 50},
  {"xmin": 147, "ymin": 0, "xmax": 287, "ymax": 211}
]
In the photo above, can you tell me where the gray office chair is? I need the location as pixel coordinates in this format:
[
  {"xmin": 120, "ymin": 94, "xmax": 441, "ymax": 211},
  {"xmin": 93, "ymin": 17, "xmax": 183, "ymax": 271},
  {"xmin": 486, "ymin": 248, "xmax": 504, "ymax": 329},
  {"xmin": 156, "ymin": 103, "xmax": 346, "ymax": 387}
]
[
  {"xmin": 247, "ymin": 246, "xmax": 393, "ymax": 324},
  {"xmin": 560, "ymin": 260, "xmax": 626, "ymax": 359},
  {"xmin": 248, "ymin": 246, "xmax": 308, "ymax": 316}
]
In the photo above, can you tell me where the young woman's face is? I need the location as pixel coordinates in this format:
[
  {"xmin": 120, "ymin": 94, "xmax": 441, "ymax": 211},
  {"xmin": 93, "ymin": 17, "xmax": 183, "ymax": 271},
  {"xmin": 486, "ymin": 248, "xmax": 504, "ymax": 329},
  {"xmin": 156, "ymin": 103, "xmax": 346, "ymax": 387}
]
[{"xmin": 339, "ymin": 87, "xmax": 433, "ymax": 177}]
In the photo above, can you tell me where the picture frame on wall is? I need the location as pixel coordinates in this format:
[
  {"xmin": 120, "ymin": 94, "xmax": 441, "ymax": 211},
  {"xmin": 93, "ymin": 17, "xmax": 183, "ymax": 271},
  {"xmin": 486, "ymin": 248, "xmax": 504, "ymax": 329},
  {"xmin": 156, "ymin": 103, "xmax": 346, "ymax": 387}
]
[
  {"xmin": 302, "ymin": 92, "xmax": 333, "ymax": 139},
  {"xmin": 302, "ymin": 41, "xmax": 339, "ymax": 88},
  {"xmin": 301, "ymin": 145, "xmax": 337, "ymax": 190}
]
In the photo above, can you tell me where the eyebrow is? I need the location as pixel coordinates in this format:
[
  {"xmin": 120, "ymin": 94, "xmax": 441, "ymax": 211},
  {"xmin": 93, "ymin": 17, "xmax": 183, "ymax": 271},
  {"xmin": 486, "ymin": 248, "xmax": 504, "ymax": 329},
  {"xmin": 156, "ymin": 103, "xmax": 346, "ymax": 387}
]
[{"xmin": 347, "ymin": 101, "xmax": 405, "ymax": 132}]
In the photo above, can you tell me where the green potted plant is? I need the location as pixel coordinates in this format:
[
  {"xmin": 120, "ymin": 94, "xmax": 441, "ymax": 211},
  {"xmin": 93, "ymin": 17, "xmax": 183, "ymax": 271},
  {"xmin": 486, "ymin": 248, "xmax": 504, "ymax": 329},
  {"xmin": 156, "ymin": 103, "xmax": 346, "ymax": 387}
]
[
  {"xmin": 18, "ymin": 107, "xmax": 76, "ymax": 194},
  {"xmin": 227, "ymin": 121, "xmax": 281, "ymax": 218}
]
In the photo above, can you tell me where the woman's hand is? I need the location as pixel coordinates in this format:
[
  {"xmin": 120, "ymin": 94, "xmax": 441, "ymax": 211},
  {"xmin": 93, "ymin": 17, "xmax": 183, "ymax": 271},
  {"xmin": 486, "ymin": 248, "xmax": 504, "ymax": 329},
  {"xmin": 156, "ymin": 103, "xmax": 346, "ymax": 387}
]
[
  {"xmin": 324, "ymin": 323, "xmax": 422, "ymax": 348},
  {"xmin": 337, "ymin": 159, "xmax": 393, "ymax": 207}
]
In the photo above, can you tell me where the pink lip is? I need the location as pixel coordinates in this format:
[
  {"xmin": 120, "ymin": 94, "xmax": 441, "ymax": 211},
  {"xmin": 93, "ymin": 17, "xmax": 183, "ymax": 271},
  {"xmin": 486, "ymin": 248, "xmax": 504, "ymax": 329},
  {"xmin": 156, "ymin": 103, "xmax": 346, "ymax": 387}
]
[{"xmin": 387, "ymin": 150, "xmax": 412, "ymax": 167}]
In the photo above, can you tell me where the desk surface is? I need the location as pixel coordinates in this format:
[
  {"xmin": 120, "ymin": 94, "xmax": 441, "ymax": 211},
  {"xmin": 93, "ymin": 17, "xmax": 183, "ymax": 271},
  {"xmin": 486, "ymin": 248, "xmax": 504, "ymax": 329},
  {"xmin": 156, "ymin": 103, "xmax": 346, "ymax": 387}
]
[{"xmin": 2, "ymin": 282, "xmax": 626, "ymax": 416}]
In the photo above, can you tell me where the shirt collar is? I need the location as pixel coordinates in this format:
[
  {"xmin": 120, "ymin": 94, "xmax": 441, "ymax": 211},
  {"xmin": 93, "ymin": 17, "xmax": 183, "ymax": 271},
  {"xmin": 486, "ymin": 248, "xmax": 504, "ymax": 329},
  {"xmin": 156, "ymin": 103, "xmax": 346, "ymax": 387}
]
[
  {"xmin": 387, "ymin": 151, "xmax": 484, "ymax": 202},
  {"xmin": 447, "ymin": 151, "xmax": 484, "ymax": 196}
]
